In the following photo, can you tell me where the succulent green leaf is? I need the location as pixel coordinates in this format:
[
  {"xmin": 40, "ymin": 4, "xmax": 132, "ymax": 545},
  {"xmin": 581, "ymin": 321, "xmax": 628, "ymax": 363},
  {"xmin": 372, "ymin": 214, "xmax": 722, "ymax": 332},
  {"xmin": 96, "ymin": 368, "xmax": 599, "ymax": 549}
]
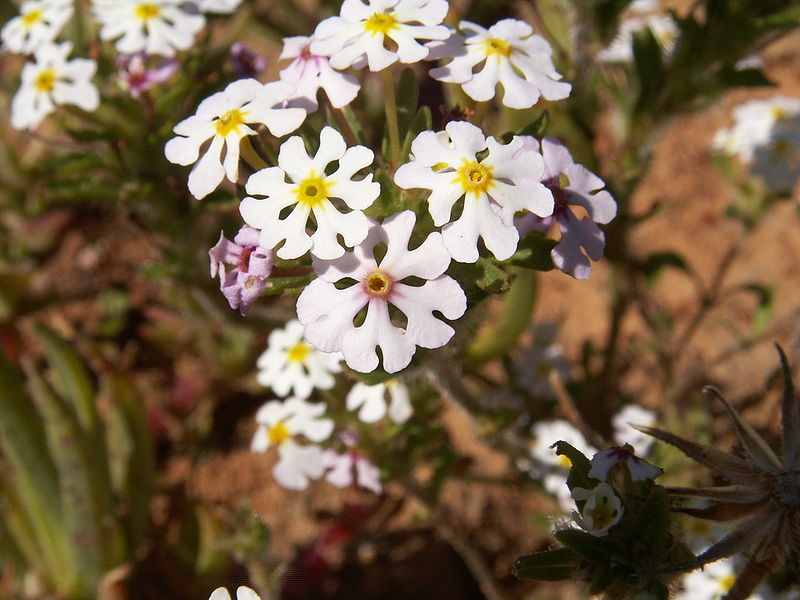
[{"xmin": 514, "ymin": 547, "xmax": 579, "ymax": 581}]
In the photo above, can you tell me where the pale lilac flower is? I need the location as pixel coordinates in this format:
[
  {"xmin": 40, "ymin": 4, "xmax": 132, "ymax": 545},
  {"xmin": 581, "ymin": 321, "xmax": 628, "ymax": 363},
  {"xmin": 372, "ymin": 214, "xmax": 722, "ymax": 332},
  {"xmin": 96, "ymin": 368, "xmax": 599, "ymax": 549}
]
[
  {"xmin": 230, "ymin": 42, "xmax": 266, "ymax": 79},
  {"xmin": 322, "ymin": 433, "xmax": 382, "ymax": 493},
  {"xmin": 251, "ymin": 397, "xmax": 334, "ymax": 490},
  {"xmin": 310, "ymin": 0, "xmax": 450, "ymax": 72},
  {"xmin": 596, "ymin": 14, "xmax": 678, "ymax": 63},
  {"xmin": 279, "ymin": 35, "xmax": 360, "ymax": 112},
  {"xmin": 588, "ymin": 445, "xmax": 663, "ymax": 482},
  {"xmin": 197, "ymin": 0, "xmax": 243, "ymax": 13},
  {"xmin": 712, "ymin": 96, "xmax": 800, "ymax": 162},
  {"xmin": 428, "ymin": 19, "xmax": 571, "ymax": 109},
  {"xmin": 256, "ymin": 320, "xmax": 342, "ymax": 400},
  {"xmin": 571, "ymin": 482, "xmax": 624, "ymax": 537},
  {"xmin": 240, "ymin": 126, "xmax": 378, "ymax": 259},
  {"xmin": 514, "ymin": 323, "xmax": 570, "ymax": 399},
  {"xmin": 297, "ymin": 211, "xmax": 467, "ymax": 374},
  {"xmin": 1, "ymin": 0, "xmax": 73, "ymax": 55},
  {"xmin": 516, "ymin": 136, "xmax": 616, "ymax": 279},
  {"xmin": 209, "ymin": 226, "xmax": 273, "ymax": 316},
  {"xmin": 209, "ymin": 587, "xmax": 262, "ymax": 600},
  {"xmin": 92, "ymin": 0, "xmax": 206, "ymax": 57},
  {"xmin": 612, "ymin": 404, "xmax": 656, "ymax": 454},
  {"xmin": 394, "ymin": 120, "xmax": 554, "ymax": 263},
  {"xmin": 11, "ymin": 42, "xmax": 99, "ymax": 131},
  {"xmin": 346, "ymin": 379, "xmax": 412, "ymax": 423},
  {"xmin": 117, "ymin": 52, "xmax": 178, "ymax": 98},
  {"xmin": 164, "ymin": 78, "xmax": 306, "ymax": 200}
]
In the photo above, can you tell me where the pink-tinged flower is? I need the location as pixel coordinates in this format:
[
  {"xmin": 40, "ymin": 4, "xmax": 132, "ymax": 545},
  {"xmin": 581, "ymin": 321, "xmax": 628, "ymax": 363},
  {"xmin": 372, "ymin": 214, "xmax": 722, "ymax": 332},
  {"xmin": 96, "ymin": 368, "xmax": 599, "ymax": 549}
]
[
  {"xmin": 571, "ymin": 482, "xmax": 624, "ymax": 537},
  {"xmin": 395, "ymin": 120, "xmax": 554, "ymax": 263},
  {"xmin": 322, "ymin": 433, "xmax": 382, "ymax": 493},
  {"xmin": 296, "ymin": 211, "xmax": 467, "ymax": 374},
  {"xmin": 117, "ymin": 52, "xmax": 178, "ymax": 98},
  {"xmin": 164, "ymin": 78, "xmax": 306, "ymax": 200},
  {"xmin": 588, "ymin": 445, "xmax": 663, "ymax": 482},
  {"xmin": 279, "ymin": 35, "xmax": 360, "ymax": 112},
  {"xmin": 427, "ymin": 19, "xmax": 571, "ymax": 109},
  {"xmin": 516, "ymin": 136, "xmax": 616, "ymax": 279},
  {"xmin": 229, "ymin": 42, "xmax": 266, "ymax": 79},
  {"xmin": 310, "ymin": 0, "xmax": 450, "ymax": 72},
  {"xmin": 240, "ymin": 126, "xmax": 379, "ymax": 260},
  {"xmin": 251, "ymin": 397, "xmax": 334, "ymax": 490},
  {"xmin": 209, "ymin": 226, "xmax": 273, "ymax": 316}
]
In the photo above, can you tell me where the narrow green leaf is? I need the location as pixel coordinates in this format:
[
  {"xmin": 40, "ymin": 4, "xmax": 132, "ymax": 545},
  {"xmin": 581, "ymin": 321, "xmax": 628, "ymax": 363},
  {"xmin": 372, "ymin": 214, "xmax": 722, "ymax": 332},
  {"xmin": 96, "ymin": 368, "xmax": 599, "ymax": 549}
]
[
  {"xmin": 396, "ymin": 67, "xmax": 420, "ymax": 140},
  {"xmin": 515, "ymin": 547, "xmax": 579, "ymax": 581},
  {"xmin": 555, "ymin": 529, "xmax": 610, "ymax": 563},
  {"xmin": 502, "ymin": 233, "xmax": 557, "ymax": 271},
  {"xmin": 632, "ymin": 26, "xmax": 667, "ymax": 115}
]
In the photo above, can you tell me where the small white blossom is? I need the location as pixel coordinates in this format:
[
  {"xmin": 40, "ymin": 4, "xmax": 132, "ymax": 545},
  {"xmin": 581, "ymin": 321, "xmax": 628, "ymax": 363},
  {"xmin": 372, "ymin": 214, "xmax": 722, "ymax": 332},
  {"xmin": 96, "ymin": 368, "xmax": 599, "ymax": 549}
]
[
  {"xmin": 310, "ymin": 0, "xmax": 450, "ymax": 72},
  {"xmin": 322, "ymin": 436, "xmax": 382, "ymax": 493},
  {"xmin": 588, "ymin": 445, "xmax": 663, "ymax": 482},
  {"xmin": 674, "ymin": 558, "xmax": 764, "ymax": 600},
  {"xmin": 596, "ymin": 14, "xmax": 678, "ymax": 63},
  {"xmin": 612, "ymin": 404, "xmax": 657, "ymax": 454},
  {"xmin": 712, "ymin": 96, "xmax": 800, "ymax": 162},
  {"xmin": 297, "ymin": 210, "xmax": 467, "ymax": 374},
  {"xmin": 751, "ymin": 114, "xmax": 800, "ymax": 193},
  {"xmin": 209, "ymin": 587, "xmax": 262, "ymax": 600},
  {"xmin": 251, "ymin": 397, "xmax": 334, "ymax": 490},
  {"xmin": 11, "ymin": 42, "xmax": 99, "ymax": 131},
  {"xmin": 394, "ymin": 120, "xmax": 554, "ymax": 263},
  {"xmin": 1, "ymin": 0, "xmax": 73, "ymax": 55},
  {"xmin": 256, "ymin": 319, "xmax": 342, "ymax": 400},
  {"xmin": 279, "ymin": 35, "xmax": 361, "ymax": 112},
  {"xmin": 682, "ymin": 508, "xmax": 727, "ymax": 555},
  {"xmin": 92, "ymin": 0, "xmax": 206, "ymax": 57},
  {"xmin": 197, "ymin": 0, "xmax": 243, "ymax": 13},
  {"xmin": 428, "ymin": 19, "xmax": 571, "ymax": 109},
  {"xmin": 571, "ymin": 482, "xmax": 624, "ymax": 537},
  {"xmin": 164, "ymin": 78, "xmax": 306, "ymax": 200},
  {"xmin": 240, "ymin": 126, "xmax": 378, "ymax": 259},
  {"xmin": 346, "ymin": 379, "xmax": 412, "ymax": 423}
]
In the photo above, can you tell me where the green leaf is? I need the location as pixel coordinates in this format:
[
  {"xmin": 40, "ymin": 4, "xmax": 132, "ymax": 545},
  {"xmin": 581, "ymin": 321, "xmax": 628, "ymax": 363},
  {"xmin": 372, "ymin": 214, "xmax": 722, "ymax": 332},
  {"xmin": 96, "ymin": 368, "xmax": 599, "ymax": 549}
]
[
  {"xmin": 555, "ymin": 529, "xmax": 610, "ymax": 563},
  {"xmin": 515, "ymin": 547, "xmax": 579, "ymax": 581},
  {"xmin": 632, "ymin": 26, "xmax": 667, "ymax": 115},
  {"xmin": 738, "ymin": 283, "xmax": 774, "ymax": 338},
  {"xmin": 629, "ymin": 486, "xmax": 669, "ymax": 564},
  {"xmin": 401, "ymin": 105, "xmax": 433, "ymax": 161},
  {"xmin": 450, "ymin": 258, "xmax": 511, "ymax": 295},
  {"xmin": 262, "ymin": 275, "xmax": 316, "ymax": 296},
  {"xmin": 501, "ymin": 111, "xmax": 550, "ymax": 144},
  {"xmin": 639, "ymin": 251, "xmax": 689, "ymax": 285},
  {"xmin": 396, "ymin": 67, "xmax": 420, "ymax": 140},
  {"xmin": 501, "ymin": 233, "xmax": 557, "ymax": 271}
]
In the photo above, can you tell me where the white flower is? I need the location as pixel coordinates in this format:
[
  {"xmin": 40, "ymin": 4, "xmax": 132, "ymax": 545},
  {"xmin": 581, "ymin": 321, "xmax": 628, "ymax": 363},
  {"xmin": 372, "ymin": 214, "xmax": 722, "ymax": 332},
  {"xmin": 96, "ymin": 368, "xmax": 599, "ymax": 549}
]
[
  {"xmin": 297, "ymin": 210, "xmax": 467, "ymax": 374},
  {"xmin": 751, "ymin": 114, "xmax": 800, "ymax": 193},
  {"xmin": 310, "ymin": 0, "xmax": 450, "ymax": 72},
  {"xmin": 712, "ymin": 96, "xmax": 800, "ymax": 162},
  {"xmin": 197, "ymin": 0, "xmax": 243, "ymax": 13},
  {"xmin": 251, "ymin": 397, "xmax": 334, "ymax": 490},
  {"xmin": 92, "ymin": 0, "xmax": 206, "ymax": 57},
  {"xmin": 674, "ymin": 558, "xmax": 765, "ymax": 600},
  {"xmin": 395, "ymin": 120, "xmax": 554, "ymax": 263},
  {"xmin": 682, "ymin": 509, "xmax": 727, "ymax": 555},
  {"xmin": 11, "ymin": 42, "xmax": 99, "ymax": 131},
  {"xmin": 346, "ymin": 379, "xmax": 412, "ymax": 423},
  {"xmin": 256, "ymin": 319, "xmax": 342, "ymax": 400},
  {"xmin": 322, "ymin": 446, "xmax": 382, "ymax": 493},
  {"xmin": 1, "ymin": 0, "xmax": 73, "ymax": 55},
  {"xmin": 612, "ymin": 404, "xmax": 657, "ymax": 454},
  {"xmin": 240, "ymin": 126, "xmax": 378, "ymax": 259},
  {"xmin": 596, "ymin": 14, "xmax": 678, "ymax": 63},
  {"xmin": 209, "ymin": 587, "xmax": 262, "ymax": 600},
  {"xmin": 587, "ymin": 445, "xmax": 663, "ymax": 481},
  {"xmin": 514, "ymin": 322, "xmax": 570, "ymax": 399},
  {"xmin": 629, "ymin": 0, "xmax": 658, "ymax": 12},
  {"xmin": 279, "ymin": 35, "xmax": 361, "ymax": 112},
  {"xmin": 571, "ymin": 482, "xmax": 624, "ymax": 536},
  {"xmin": 164, "ymin": 78, "xmax": 306, "ymax": 200},
  {"xmin": 428, "ymin": 19, "xmax": 571, "ymax": 109}
]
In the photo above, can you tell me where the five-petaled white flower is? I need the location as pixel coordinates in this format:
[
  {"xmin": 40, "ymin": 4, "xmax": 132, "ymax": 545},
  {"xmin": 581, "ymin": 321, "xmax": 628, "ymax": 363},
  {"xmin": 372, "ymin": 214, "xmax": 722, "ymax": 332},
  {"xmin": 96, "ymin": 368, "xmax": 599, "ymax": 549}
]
[
  {"xmin": 256, "ymin": 319, "xmax": 342, "ymax": 400},
  {"xmin": 92, "ymin": 0, "xmax": 206, "ymax": 57},
  {"xmin": 279, "ymin": 35, "xmax": 361, "ymax": 112},
  {"xmin": 310, "ymin": 0, "xmax": 450, "ymax": 72},
  {"xmin": 395, "ymin": 120, "xmax": 554, "ymax": 263},
  {"xmin": 516, "ymin": 136, "xmax": 616, "ymax": 279},
  {"xmin": 240, "ymin": 126, "xmax": 378, "ymax": 260},
  {"xmin": 297, "ymin": 210, "xmax": 467, "ymax": 374},
  {"xmin": 588, "ymin": 445, "xmax": 663, "ymax": 482},
  {"xmin": 251, "ymin": 397, "xmax": 334, "ymax": 490},
  {"xmin": 571, "ymin": 482, "xmax": 624, "ymax": 537},
  {"xmin": 164, "ymin": 78, "xmax": 306, "ymax": 200},
  {"xmin": 428, "ymin": 19, "xmax": 571, "ymax": 109},
  {"xmin": 712, "ymin": 96, "xmax": 800, "ymax": 162},
  {"xmin": 209, "ymin": 587, "xmax": 262, "ymax": 600},
  {"xmin": 346, "ymin": 379, "xmax": 412, "ymax": 423},
  {"xmin": 1, "ymin": 0, "xmax": 73, "ymax": 55},
  {"xmin": 11, "ymin": 42, "xmax": 99, "ymax": 131}
]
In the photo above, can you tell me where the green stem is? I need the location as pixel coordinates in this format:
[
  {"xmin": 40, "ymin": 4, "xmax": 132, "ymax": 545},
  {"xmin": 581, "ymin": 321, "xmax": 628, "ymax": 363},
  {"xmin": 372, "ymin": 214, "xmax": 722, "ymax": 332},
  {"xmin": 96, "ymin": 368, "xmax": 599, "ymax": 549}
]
[
  {"xmin": 322, "ymin": 91, "xmax": 358, "ymax": 148},
  {"xmin": 381, "ymin": 68, "xmax": 402, "ymax": 168},
  {"xmin": 240, "ymin": 136, "xmax": 268, "ymax": 171}
]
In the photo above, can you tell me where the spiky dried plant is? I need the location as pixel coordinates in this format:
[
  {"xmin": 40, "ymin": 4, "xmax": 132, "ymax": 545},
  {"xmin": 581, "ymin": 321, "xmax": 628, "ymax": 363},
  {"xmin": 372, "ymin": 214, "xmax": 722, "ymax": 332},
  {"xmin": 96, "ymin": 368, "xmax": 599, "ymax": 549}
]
[{"xmin": 633, "ymin": 346, "xmax": 799, "ymax": 600}]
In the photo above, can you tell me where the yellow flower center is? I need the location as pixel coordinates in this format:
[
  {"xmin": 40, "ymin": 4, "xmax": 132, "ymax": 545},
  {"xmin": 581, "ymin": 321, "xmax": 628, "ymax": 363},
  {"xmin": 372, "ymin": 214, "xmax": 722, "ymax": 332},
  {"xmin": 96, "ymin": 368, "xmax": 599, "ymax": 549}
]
[
  {"xmin": 718, "ymin": 574, "xmax": 735, "ymax": 593},
  {"xmin": 135, "ymin": 2, "xmax": 160, "ymax": 20},
  {"xmin": 267, "ymin": 422, "xmax": 290, "ymax": 445},
  {"xmin": 214, "ymin": 109, "xmax": 247, "ymax": 137},
  {"xmin": 770, "ymin": 106, "xmax": 788, "ymax": 120},
  {"xmin": 557, "ymin": 454, "xmax": 572, "ymax": 469},
  {"xmin": 586, "ymin": 495, "xmax": 618, "ymax": 531},
  {"xmin": 364, "ymin": 12, "xmax": 399, "ymax": 35},
  {"xmin": 294, "ymin": 174, "xmax": 330, "ymax": 208},
  {"xmin": 286, "ymin": 342, "xmax": 310, "ymax": 363},
  {"xmin": 455, "ymin": 160, "xmax": 494, "ymax": 195},
  {"xmin": 364, "ymin": 270, "xmax": 393, "ymax": 298},
  {"xmin": 484, "ymin": 37, "xmax": 511, "ymax": 58},
  {"xmin": 774, "ymin": 139, "xmax": 792, "ymax": 156},
  {"xmin": 687, "ymin": 519, "xmax": 711, "ymax": 536},
  {"xmin": 34, "ymin": 68, "xmax": 57, "ymax": 92},
  {"xmin": 21, "ymin": 8, "xmax": 44, "ymax": 27}
]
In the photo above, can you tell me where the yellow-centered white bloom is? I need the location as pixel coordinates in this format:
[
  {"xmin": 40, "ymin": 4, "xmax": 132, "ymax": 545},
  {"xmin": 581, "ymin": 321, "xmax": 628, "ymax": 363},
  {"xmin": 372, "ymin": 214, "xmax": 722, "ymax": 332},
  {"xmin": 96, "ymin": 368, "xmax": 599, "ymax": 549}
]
[
  {"xmin": 1, "ymin": 0, "xmax": 73, "ymax": 55},
  {"xmin": 571, "ymin": 482, "xmax": 624, "ymax": 537}
]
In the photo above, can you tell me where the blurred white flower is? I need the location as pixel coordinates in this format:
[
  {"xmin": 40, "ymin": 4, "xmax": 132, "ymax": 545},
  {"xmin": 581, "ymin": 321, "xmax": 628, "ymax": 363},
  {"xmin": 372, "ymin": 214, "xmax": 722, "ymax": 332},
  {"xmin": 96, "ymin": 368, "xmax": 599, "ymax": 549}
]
[
  {"xmin": 164, "ymin": 78, "xmax": 306, "ymax": 199},
  {"xmin": 240, "ymin": 126, "xmax": 378, "ymax": 259},
  {"xmin": 571, "ymin": 482, "xmax": 624, "ymax": 537},
  {"xmin": 310, "ymin": 0, "xmax": 450, "ymax": 71},
  {"xmin": 197, "ymin": 0, "xmax": 243, "ymax": 13},
  {"xmin": 682, "ymin": 512, "xmax": 727, "ymax": 555},
  {"xmin": 751, "ymin": 114, "xmax": 800, "ymax": 194},
  {"xmin": 612, "ymin": 404, "xmax": 657, "ymax": 454},
  {"xmin": 1, "ymin": 0, "xmax": 73, "ymax": 55},
  {"xmin": 322, "ymin": 448, "xmax": 382, "ymax": 493},
  {"xmin": 346, "ymin": 379, "xmax": 412, "ymax": 423},
  {"xmin": 11, "ymin": 42, "xmax": 99, "ymax": 131},
  {"xmin": 514, "ymin": 323, "xmax": 570, "ymax": 399},
  {"xmin": 256, "ymin": 320, "xmax": 342, "ymax": 400},
  {"xmin": 395, "ymin": 120, "xmax": 553, "ymax": 263},
  {"xmin": 92, "ymin": 0, "xmax": 206, "ymax": 57},
  {"xmin": 428, "ymin": 19, "xmax": 571, "ymax": 109},
  {"xmin": 209, "ymin": 587, "xmax": 262, "ymax": 600},
  {"xmin": 712, "ymin": 96, "xmax": 800, "ymax": 162},
  {"xmin": 597, "ymin": 14, "xmax": 678, "ymax": 63},
  {"xmin": 674, "ymin": 557, "xmax": 765, "ymax": 600}
]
